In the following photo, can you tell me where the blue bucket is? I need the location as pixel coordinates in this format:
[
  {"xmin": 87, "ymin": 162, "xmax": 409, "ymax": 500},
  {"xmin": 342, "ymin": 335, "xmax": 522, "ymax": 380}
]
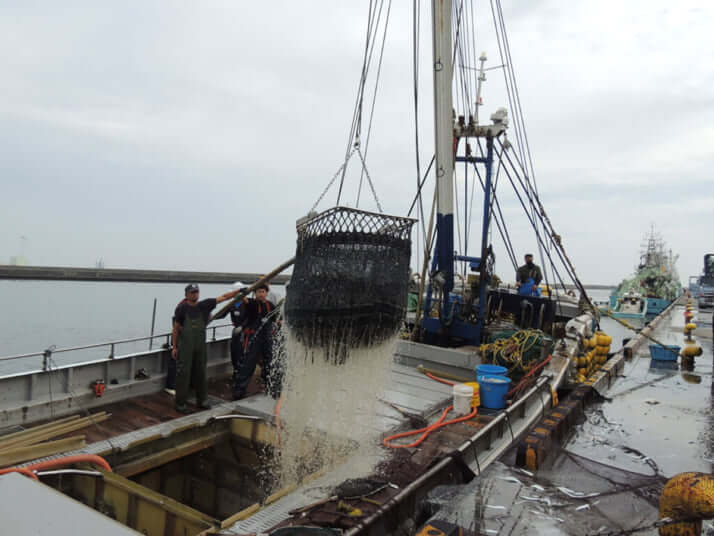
[
  {"xmin": 478, "ymin": 374, "xmax": 512, "ymax": 409},
  {"xmin": 648, "ymin": 344, "xmax": 680, "ymax": 361},
  {"xmin": 476, "ymin": 364, "xmax": 508, "ymax": 377}
]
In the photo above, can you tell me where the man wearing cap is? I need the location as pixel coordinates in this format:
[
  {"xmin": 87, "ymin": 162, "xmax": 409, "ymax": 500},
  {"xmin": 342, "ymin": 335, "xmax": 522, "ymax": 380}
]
[
  {"xmin": 232, "ymin": 283, "xmax": 280, "ymax": 400},
  {"xmin": 172, "ymin": 284, "xmax": 241, "ymax": 413},
  {"xmin": 516, "ymin": 254, "xmax": 543, "ymax": 296}
]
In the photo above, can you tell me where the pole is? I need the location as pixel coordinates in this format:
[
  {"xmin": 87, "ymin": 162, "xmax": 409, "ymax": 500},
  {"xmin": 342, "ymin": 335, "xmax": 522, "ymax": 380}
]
[
  {"xmin": 476, "ymin": 137, "xmax": 495, "ymax": 342},
  {"xmin": 209, "ymin": 257, "xmax": 295, "ymax": 324},
  {"xmin": 149, "ymin": 298, "xmax": 157, "ymax": 350},
  {"xmin": 431, "ymin": 0, "xmax": 455, "ymax": 318}
]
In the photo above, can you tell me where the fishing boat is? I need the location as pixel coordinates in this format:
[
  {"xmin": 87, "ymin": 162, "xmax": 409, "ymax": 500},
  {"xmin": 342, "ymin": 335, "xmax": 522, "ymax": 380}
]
[
  {"xmin": 608, "ymin": 227, "xmax": 681, "ymax": 319},
  {"xmin": 608, "ymin": 290, "xmax": 648, "ymax": 320},
  {"xmin": 0, "ymin": 3, "xmax": 605, "ymax": 535}
]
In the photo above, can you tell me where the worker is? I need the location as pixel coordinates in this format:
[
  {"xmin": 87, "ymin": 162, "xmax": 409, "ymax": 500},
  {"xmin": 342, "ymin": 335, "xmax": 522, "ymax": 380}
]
[
  {"xmin": 229, "ymin": 292, "xmax": 247, "ymax": 391},
  {"xmin": 516, "ymin": 254, "xmax": 543, "ymax": 296},
  {"xmin": 232, "ymin": 283, "xmax": 281, "ymax": 400},
  {"xmin": 172, "ymin": 283, "xmax": 242, "ymax": 413},
  {"xmin": 165, "ymin": 295, "xmax": 188, "ymax": 396}
]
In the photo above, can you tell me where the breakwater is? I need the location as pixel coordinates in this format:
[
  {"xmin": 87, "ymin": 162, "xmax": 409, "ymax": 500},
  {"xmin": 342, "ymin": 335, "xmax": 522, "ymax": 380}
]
[{"xmin": 0, "ymin": 265, "xmax": 290, "ymax": 285}]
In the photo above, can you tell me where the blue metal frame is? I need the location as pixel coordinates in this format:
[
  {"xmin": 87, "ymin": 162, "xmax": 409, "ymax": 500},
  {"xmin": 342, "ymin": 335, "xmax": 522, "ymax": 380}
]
[{"xmin": 422, "ymin": 137, "xmax": 496, "ymax": 344}]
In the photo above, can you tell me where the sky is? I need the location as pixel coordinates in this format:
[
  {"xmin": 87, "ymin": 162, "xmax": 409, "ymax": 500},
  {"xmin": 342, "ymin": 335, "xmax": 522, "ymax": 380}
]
[{"xmin": 1, "ymin": 1, "xmax": 712, "ymax": 286}]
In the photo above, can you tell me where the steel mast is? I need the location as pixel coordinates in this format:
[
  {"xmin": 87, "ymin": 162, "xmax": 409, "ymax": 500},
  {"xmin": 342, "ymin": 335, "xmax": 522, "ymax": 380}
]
[
  {"xmin": 430, "ymin": 0, "xmax": 455, "ymax": 302},
  {"xmin": 423, "ymin": 0, "xmax": 508, "ymax": 344}
]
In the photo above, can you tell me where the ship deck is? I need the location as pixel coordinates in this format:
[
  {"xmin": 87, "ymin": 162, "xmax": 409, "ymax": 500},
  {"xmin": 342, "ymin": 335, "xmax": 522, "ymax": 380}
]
[
  {"xmin": 422, "ymin": 302, "xmax": 713, "ymax": 535},
  {"xmin": 1, "ymin": 328, "xmax": 580, "ymax": 535}
]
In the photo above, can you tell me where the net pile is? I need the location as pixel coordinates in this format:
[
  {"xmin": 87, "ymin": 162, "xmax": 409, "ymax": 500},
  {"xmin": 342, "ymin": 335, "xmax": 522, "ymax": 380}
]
[
  {"xmin": 480, "ymin": 329, "xmax": 552, "ymax": 382},
  {"xmin": 285, "ymin": 207, "xmax": 415, "ymax": 363}
]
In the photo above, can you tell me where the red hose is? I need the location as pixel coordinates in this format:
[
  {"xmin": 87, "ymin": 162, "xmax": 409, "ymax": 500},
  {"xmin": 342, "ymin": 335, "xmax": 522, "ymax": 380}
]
[
  {"xmin": 383, "ymin": 405, "xmax": 478, "ymax": 449},
  {"xmin": 507, "ymin": 354, "xmax": 552, "ymax": 398},
  {"xmin": 425, "ymin": 372, "xmax": 456, "ymax": 386},
  {"xmin": 0, "ymin": 454, "xmax": 112, "ymax": 481},
  {"xmin": 26, "ymin": 454, "xmax": 112, "ymax": 473},
  {"xmin": 0, "ymin": 468, "xmax": 39, "ymax": 480}
]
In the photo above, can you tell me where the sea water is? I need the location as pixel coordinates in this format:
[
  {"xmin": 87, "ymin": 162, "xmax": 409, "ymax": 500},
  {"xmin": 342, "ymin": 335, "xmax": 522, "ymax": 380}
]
[{"xmin": 0, "ymin": 280, "xmax": 284, "ymax": 374}]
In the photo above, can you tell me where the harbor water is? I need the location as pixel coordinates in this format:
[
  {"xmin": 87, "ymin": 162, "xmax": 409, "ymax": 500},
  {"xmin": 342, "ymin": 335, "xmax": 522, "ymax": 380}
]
[{"xmin": 0, "ymin": 279, "xmax": 285, "ymax": 374}]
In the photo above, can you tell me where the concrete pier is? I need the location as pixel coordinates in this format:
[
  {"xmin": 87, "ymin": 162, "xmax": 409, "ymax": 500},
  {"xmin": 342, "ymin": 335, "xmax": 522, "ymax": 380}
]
[{"xmin": 0, "ymin": 264, "xmax": 290, "ymax": 285}]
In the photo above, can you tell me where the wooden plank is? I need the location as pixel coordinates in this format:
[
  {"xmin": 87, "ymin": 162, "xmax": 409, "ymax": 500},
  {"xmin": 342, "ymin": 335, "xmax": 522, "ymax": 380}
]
[
  {"xmin": 114, "ymin": 431, "xmax": 227, "ymax": 477},
  {"xmin": 0, "ymin": 435, "xmax": 86, "ymax": 467},
  {"xmin": 0, "ymin": 413, "xmax": 106, "ymax": 451},
  {"xmin": 0, "ymin": 414, "xmax": 80, "ymax": 445}
]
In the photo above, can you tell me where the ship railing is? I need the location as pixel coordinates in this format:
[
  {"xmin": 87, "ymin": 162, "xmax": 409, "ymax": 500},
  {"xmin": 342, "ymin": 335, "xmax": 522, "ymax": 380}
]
[
  {"xmin": 0, "ymin": 323, "xmax": 236, "ymax": 426},
  {"xmin": 0, "ymin": 323, "xmax": 234, "ymax": 372}
]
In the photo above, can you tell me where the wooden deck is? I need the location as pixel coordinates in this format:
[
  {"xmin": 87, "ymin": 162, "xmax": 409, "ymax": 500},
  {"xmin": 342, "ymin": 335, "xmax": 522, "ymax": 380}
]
[{"xmin": 35, "ymin": 374, "xmax": 265, "ymax": 444}]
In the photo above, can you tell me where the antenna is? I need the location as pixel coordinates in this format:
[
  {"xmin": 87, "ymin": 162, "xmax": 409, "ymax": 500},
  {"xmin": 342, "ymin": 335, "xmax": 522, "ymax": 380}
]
[{"xmin": 474, "ymin": 52, "xmax": 488, "ymax": 125}]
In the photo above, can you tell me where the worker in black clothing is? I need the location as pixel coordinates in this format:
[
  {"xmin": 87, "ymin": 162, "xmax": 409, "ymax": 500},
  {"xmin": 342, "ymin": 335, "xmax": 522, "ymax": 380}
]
[
  {"xmin": 172, "ymin": 283, "xmax": 242, "ymax": 413},
  {"xmin": 229, "ymin": 296, "xmax": 246, "ymax": 390},
  {"xmin": 232, "ymin": 283, "xmax": 281, "ymax": 400},
  {"xmin": 516, "ymin": 254, "xmax": 543, "ymax": 296}
]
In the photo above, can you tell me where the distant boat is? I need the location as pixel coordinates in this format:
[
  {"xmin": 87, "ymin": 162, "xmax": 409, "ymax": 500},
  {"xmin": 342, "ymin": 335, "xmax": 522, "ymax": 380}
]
[
  {"xmin": 608, "ymin": 290, "xmax": 647, "ymax": 319},
  {"xmin": 608, "ymin": 228, "xmax": 680, "ymax": 319}
]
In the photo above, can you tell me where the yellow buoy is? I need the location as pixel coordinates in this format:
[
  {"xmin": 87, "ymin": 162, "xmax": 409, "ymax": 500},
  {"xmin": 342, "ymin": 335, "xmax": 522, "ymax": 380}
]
[
  {"xmin": 464, "ymin": 382, "xmax": 481, "ymax": 408},
  {"xmin": 596, "ymin": 332, "xmax": 612, "ymax": 346},
  {"xmin": 682, "ymin": 344, "xmax": 703, "ymax": 358}
]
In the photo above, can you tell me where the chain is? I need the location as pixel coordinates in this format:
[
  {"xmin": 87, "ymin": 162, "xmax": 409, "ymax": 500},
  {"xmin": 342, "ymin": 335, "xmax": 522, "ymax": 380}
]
[
  {"xmin": 356, "ymin": 146, "xmax": 383, "ymax": 213},
  {"xmin": 310, "ymin": 148, "xmax": 357, "ymax": 213}
]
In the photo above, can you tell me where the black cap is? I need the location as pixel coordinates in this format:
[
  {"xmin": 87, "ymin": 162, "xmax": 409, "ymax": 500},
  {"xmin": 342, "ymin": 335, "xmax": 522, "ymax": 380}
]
[{"xmin": 185, "ymin": 283, "xmax": 199, "ymax": 293}]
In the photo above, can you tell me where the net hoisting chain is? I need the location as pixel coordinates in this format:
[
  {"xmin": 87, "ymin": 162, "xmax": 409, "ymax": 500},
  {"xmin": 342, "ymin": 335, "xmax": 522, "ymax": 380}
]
[
  {"xmin": 356, "ymin": 145, "xmax": 383, "ymax": 213},
  {"xmin": 310, "ymin": 148, "xmax": 358, "ymax": 214}
]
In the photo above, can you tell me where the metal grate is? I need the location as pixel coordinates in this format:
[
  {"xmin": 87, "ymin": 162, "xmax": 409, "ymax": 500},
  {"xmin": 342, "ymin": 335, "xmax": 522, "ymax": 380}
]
[{"xmin": 286, "ymin": 207, "xmax": 416, "ymax": 363}]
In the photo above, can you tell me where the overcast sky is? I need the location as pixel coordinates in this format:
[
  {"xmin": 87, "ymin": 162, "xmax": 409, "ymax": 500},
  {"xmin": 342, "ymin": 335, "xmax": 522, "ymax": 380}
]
[{"xmin": 1, "ymin": 1, "xmax": 712, "ymax": 285}]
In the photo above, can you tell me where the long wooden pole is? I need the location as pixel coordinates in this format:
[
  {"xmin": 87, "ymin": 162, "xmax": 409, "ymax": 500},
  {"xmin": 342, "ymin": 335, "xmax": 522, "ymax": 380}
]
[
  {"xmin": 0, "ymin": 436, "xmax": 86, "ymax": 467},
  {"xmin": 209, "ymin": 257, "xmax": 295, "ymax": 324},
  {"xmin": 0, "ymin": 413, "xmax": 108, "ymax": 451}
]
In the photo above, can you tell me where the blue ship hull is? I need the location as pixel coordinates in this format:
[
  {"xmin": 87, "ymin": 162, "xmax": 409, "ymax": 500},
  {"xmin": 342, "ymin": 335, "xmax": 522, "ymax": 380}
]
[{"xmin": 645, "ymin": 297, "xmax": 672, "ymax": 317}]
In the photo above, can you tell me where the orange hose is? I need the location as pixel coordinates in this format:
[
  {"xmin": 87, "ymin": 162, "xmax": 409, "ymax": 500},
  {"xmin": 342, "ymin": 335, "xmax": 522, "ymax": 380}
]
[
  {"xmin": 26, "ymin": 454, "xmax": 112, "ymax": 473},
  {"xmin": 0, "ymin": 468, "xmax": 39, "ymax": 480},
  {"xmin": 383, "ymin": 405, "xmax": 478, "ymax": 449},
  {"xmin": 0, "ymin": 454, "xmax": 111, "ymax": 481},
  {"xmin": 425, "ymin": 371, "xmax": 456, "ymax": 386},
  {"xmin": 507, "ymin": 354, "xmax": 552, "ymax": 399}
]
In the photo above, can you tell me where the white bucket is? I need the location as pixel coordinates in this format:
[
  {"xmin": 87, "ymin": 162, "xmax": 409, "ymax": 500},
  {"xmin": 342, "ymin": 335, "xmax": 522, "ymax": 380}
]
[{"xmin": 452, "ymin": 384, "xmax": 475, "ymax": 416}]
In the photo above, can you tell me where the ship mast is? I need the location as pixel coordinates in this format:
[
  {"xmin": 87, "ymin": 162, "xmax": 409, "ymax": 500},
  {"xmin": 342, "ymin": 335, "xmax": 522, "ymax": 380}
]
[
  {"xmin": 431, "ymin": 0, "xmax": 455, "ymax": 299},
  {"xmin": 423, "ymin": 0, "xmax": 508, "ymax": 344}
]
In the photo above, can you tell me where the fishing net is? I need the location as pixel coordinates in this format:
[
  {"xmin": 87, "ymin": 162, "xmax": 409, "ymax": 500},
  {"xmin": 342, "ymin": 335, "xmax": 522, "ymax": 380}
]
[
  {"xmin": 285, "ymin": 207, "xmax": 415, "ymax": 363},
  {"xmin": 480, "ymin": 329, "xmax": 552, "ymax": 382},
  {"xmin": 473, "ymin": 446, "xmax": 667, "ymax": 536}
]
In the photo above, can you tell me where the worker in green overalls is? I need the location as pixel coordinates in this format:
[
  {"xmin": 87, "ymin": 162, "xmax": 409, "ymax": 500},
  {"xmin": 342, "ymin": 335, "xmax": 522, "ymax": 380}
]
[{"xmin": 172, "ymin": 283, "xmax": 242, "ymax": 413}]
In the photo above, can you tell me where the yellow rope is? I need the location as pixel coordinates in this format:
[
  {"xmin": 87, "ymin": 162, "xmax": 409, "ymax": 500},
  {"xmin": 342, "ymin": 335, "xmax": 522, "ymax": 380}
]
[{"xmin": 479, "ymin": 329, "xmax": 544, "ymax": 373}]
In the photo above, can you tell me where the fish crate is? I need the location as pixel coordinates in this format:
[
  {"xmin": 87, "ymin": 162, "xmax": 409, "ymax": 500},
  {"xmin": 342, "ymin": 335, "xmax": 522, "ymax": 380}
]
[{"xmin": 648, "ymin": 344, "xmax": 680, "ymax": 361}]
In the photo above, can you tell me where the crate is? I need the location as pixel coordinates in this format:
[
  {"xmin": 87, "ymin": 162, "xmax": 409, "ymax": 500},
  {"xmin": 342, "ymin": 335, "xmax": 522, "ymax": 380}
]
[{"xmin": 648, "ymin": 344, "xmax": 680, "ymax": 361}]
